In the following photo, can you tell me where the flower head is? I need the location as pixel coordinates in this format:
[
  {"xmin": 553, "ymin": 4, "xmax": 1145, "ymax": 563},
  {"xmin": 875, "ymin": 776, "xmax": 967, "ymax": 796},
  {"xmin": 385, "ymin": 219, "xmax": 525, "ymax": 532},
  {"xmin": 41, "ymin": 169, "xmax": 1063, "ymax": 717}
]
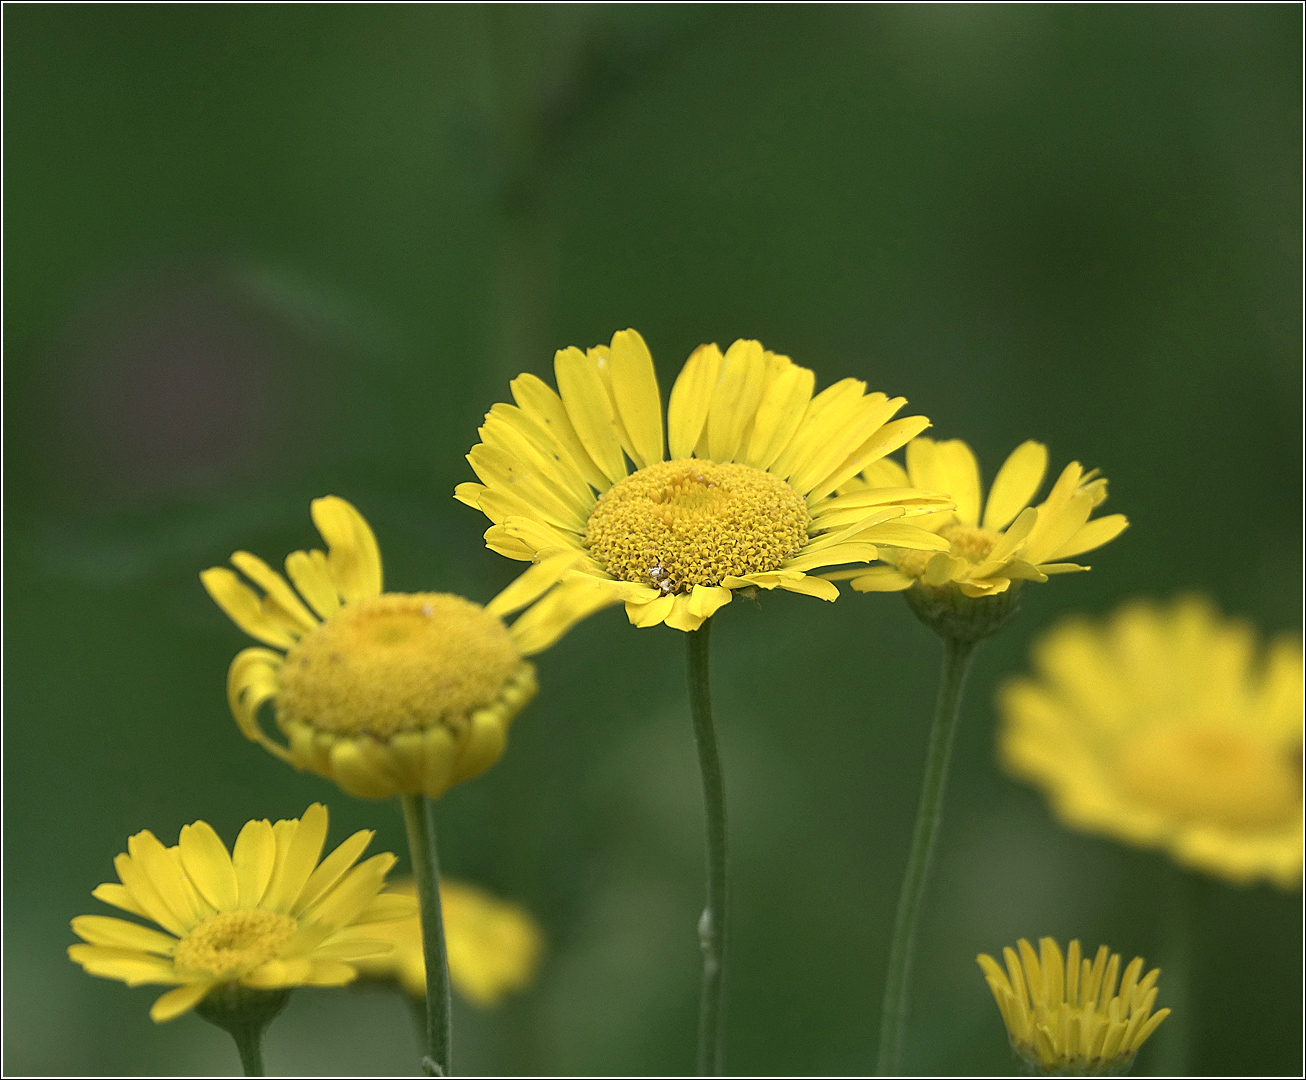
[
  {"xmin": 356, "ymin": 879, "xmax": 544, "ymax": 1006},
  {"xmin": 202, "ymin": 496, "xmax": 615, "ymax": 800},
  {"xmin": 68, "ymin": 804, "xmax": 416, "ymax": 1022},
  {"xmin": 841, "ymin": 438, "xmax": 1127, "ymax": 599},
  {"xmin": 457, "ymin": 329, "xmax": 952, "ymax": 632},
  {"xmin": 998, "ymin": 597, "xmax": 1303, "ymax": 886},
  {"xmin": 978, "ymin": 937, "xmax": 1169, "ymax": 1075}
]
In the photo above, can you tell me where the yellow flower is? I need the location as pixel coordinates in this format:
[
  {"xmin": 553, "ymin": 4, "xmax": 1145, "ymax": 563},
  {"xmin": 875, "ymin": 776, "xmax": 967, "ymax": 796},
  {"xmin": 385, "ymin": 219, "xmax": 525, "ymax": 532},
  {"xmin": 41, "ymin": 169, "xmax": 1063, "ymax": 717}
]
[
  {"xmin": 202, "ymin": 496, "xmax": 616, "ymax": 801},
  {"xmin": 356, "ymin": 879, "xmax": 544, "ymax": 1006},
  {"xmin": 977, "ymin": 937, "xmax": 1170, "ymax": 1074},
  {"xmin": 841, "ymin": 437, "xmax": 1128, "ymax": 598},
  {"xmin": 68, "ymin": 803, "xmax": 416, "ymax": 1023},
  {"xmin": 998, "ymin": 597, "xmax": 1304, "ymax": 886},
  {"xmin": 456, "ymin": 329, "xmax": 952, "ymax": 631}
]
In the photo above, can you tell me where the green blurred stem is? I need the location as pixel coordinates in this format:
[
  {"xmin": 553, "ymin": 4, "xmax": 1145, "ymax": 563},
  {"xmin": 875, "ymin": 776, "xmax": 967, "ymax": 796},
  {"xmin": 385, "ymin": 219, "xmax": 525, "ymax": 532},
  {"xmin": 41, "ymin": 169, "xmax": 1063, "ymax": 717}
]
[
  {"xmin": 686, "ymin": 618, "xmax": 728, "ymax": 1076},
  {"xmin": 877, "ymin": 635, "xmax": 979, "ymax": 1075},
  {"xmin": 400, "ymin": 794, "xmax": 453, "ymax": 1077},
  {"xmin": 230, "ymin": 1024, "xmax": 265, "ymax": 1077}
]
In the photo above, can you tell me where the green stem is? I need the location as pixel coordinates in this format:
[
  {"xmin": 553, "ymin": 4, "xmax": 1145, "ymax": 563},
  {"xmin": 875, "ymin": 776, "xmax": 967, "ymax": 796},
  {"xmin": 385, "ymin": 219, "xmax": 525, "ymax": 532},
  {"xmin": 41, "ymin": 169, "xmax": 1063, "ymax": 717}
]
[
  {"xmin": 876, "ymin": 635, "xmax": 979, "ymax": 1075},
  {"xmin": 686, "ymin": 618, "xmax": 728, "ymax": 1076},
  {"xmin": 230, "ymin": 1023, "xmax": 265, "ymax": 1077},
  {"xmin": 400, "ymin": 794, "xmax": 453, "ymax": 1077}
]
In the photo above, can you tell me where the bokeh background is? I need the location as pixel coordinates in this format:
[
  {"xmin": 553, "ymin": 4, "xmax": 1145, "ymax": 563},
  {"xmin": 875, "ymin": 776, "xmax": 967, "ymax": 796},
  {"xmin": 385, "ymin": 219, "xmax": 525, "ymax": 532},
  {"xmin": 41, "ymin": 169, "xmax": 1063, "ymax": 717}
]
[{"xmin": 4, "ymin": 5, "xmax": 1301, "ymax": 1076}]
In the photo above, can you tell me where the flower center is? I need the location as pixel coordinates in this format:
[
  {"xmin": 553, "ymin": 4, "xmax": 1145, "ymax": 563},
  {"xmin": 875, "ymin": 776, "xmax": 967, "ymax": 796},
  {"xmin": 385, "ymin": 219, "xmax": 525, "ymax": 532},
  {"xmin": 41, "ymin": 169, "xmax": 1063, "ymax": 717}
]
[
  {"xmin": 1117, "ymin": 724, "xmax": 1302, "ymax": 831},
  {"xmin": 173, "ymin": 909, "xmax": 297, "ymax": 980},
  {"xmin": 895, "ymin": 521, "xmax": 999, "ymax": 578},
  {"xmin": 277, "ymin": 593, "xmax": 524, "ymax": 739},
  {"xmin": 582, "ymin": 460, "xmax": 810, "ymax": 593}
]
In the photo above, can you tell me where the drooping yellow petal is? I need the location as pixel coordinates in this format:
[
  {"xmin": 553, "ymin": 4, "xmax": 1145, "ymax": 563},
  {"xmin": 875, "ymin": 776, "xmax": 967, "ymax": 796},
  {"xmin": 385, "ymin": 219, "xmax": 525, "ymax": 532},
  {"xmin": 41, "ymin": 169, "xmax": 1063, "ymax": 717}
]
[
  {"xmin": 687, "ymin": 584, "xmax": 733, "ymax": 619},
  {"xmin": 667, "ymin": 343, "xmax": 723, "ymax": 460},
  {"xmin": 149, "ymin": 982, "xmax": 213, "ymax": 1022},
  {"xmin": 664, "ymin": 593, "xmax": 708, "ymax": 631},
  {"xmin": 485, "ymin": 550, "xmax": 587, "ymax": 619},
  {"xmin": 508, "ymin": 577, "xmax": 624, "ymax": 656},
  {"xmin": 227, "ymin": 648, "xmax": 292, "ymax": 763}
]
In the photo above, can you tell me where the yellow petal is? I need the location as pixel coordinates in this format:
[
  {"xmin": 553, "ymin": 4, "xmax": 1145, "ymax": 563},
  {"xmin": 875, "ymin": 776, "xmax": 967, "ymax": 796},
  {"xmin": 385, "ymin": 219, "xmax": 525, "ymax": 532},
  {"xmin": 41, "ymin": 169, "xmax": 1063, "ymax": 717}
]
[
  {"xmin": 481, "ymin": 404, "xmax": 597, "ymax": 515},
  {"xmin": 449, "ymin": 709, "xmax": 511, "ymax": 786},
  {"xmin": 300, "ymin": 853, "xmax": 397, "ymax": 934},
  {"xmin": 294, "ymin": 829, "xmax": 374, "ymax": 916},
  {"xmin": 509, "ymin": 372, "xmax": 610, "ymax": 492},
  {"xmin": 241, "ymin": 957, "xmax": 316, "ymax": 989},
  {"xmin": 782, "ymin": 543, "xmax": 881, "ymax": 573},
  {"xmin": 126, "ymin": 832, "xmax": 204, "ymax": 931},
  {"xmin": 311, "ymin": 496, "xmax": 383, "ymax": 602},
  {"xmin": 771, "ymin": 377, "xmax": 866, "ymax": 486},
  {"xmin": 508, "ymin": 577, "xmax": 623, "ymax": 656},
  {"xmin": 554, "ymin": 346, "xmax": 627, "ymax": 483},
  {"xmin": 848, "ymin": 568, "xmax": 915, "ymax": 592},
  {"xmin": 664, "ymin": 593, "xmax": 708, "ymax": 631},
  {"xmin": 789, "ymin": 393, "xmax": 903, "ymax": 498},
  {"xmin": 982, "ymin": 440, "xmax": 1048, "ymax": 531},
  {"xmin": 608, "ymin": 329, "xmax": 664, "ymax": 469},
  {"xmin": 486, "ymin": 550, "xmax": 586, "ymax": 619},
  {"xmin": 68, "ymin": 944, "xmax": 185, "ymax": 987},
  {"xmin": 149, "ymin": 982, "xmax": 213, "ymax": 1022},
  {"xmin": 1048, "ymin": 513, "xmax": 1128, "ymax": 561},
  {"xmin": 667, "ymin": 343, "xmax": 723, "ymax": 460},
  {"xmin": 468, "ymin": 442, "xmax": 587, "ymax": 533},
  {"xmin": 200, "ymin": 567, "xmax": 298, "ymax": 649},
  {"xmin": 706, "ymin": 339, "xmax": 767, "ymax": 463},
  {"xmin": 92, "ymin": 883, "xmax": 148, "ymax": 918},
  {"xmin": 226, "ymin": 648, "xmax": 292, "ymax": 763},
  {"xmin": 232, "ymin": 818, "xmax": 276, "ymax": 909},
  {"xmin": 178, "ymin": 821, "xmax": 239, "ymax": 912},
  {"xmin": 228, "ymin": 552, "xmax": 318, "ymax": 634},
  {"xmin": 284, "ymin": 549, "xmax": 340, "ymax": 619},
  {"xmin": 687, "ymin": 585, "xmax": 733, "ymax": 619},
  {"xmin": 263, "ymin": 804, "xmax": 329, "ymax": 914},
  {"xmin": 628, "ymin": 593, "xmax": 675, "ymax": 627},
  {"xmin": 744, "ymin": 361, "xmax": 815, "ymax": 471},
  {"xmin": 72, "ymin": 915, "xmax": 177, "ymax": 955},
  {"xmin": 805, "ymin": 411, "xmax": 929, "ymax": 503},
  {"xmin": 774, "ymin": 573, "xmax": 840, "ymax": 601},
  {"xmin": 934, "ymin": 440, "xmax": 982, "ymax": 527}
]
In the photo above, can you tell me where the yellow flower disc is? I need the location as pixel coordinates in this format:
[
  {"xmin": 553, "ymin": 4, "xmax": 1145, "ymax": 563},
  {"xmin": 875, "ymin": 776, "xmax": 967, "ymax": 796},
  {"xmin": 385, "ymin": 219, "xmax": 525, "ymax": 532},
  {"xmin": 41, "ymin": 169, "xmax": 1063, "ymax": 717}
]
[
  {"xmin": 174, "ymin": 910, "xmax": 298, "ymax": 981},
  {"xmin": 1117, "ymin": 725, "xmax": 1300, "ymax": 832},
  {"xmin": 278, "ymin": 593, "xmax": 523, "ymax": 739},
  {"xmin": 583, "ymin": 459, "xmax": 810, "ymax": 593}
]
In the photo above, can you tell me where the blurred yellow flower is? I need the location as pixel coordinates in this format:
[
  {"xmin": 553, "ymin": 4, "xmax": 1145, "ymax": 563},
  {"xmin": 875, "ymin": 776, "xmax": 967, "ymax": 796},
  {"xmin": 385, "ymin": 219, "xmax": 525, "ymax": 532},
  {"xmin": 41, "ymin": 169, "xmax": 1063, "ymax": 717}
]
[
  {"xmin": 357, "ymin": 879, "xmax": 544, "ymax": 1007},
  {"xmin": 977, "ymin": 937, "xmax": 1169, "ymax": 1074},
  {"xmin": 840, "ymin": 437, "xmax": 1127, "ymax": 598},
  {"xmin": 456, "ymin": 328, "xmax": 950, "ymax": 632},
  {"xmin": 202, "ymin": 496, "xmax": 617, "ymax": 801},
  {"xmin": 68, "ymin": 804, "xmax": 415, "ymax": 1022},
  {"xmin": 998, "ymin": 597, "xmax": 1303, "ymax": 886}
]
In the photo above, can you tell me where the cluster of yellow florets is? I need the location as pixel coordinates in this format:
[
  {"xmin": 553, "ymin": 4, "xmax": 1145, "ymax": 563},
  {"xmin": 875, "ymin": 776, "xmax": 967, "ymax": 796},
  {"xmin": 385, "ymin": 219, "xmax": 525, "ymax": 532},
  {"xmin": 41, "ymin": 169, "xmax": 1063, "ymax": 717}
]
[{"xmin": 583, "ymin": 459, "xmax": 810, "ymax": 593}]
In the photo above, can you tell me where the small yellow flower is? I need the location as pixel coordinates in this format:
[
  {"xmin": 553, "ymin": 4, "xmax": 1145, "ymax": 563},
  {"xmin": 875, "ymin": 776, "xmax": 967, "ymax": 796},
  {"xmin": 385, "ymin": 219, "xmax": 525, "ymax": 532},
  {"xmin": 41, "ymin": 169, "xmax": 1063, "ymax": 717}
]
[
  {"xmin": 457, "ymin": 329, "xmax": 951, "ymax": 632},
  {"xmin": 68, "ymin": 803, "xmax": 416, "ymax": 1023},
  {"xmin": 998, "ymin": 597, "xmax": 1303, "ymax": 886},
  {"xmin": 841, "ymin": 437, "xmax": 1128, "ymax": 598},
  {"xmin": 356, "ymin": 879, "xmax": 544, "ymax": 1006},
  {"xmin": 202, "ymin": 496, "xmax": 616, "ymax": 801},
  {"xmin": 978, "ymin": 937, "xmax": 1170, "ymax": 1075}
]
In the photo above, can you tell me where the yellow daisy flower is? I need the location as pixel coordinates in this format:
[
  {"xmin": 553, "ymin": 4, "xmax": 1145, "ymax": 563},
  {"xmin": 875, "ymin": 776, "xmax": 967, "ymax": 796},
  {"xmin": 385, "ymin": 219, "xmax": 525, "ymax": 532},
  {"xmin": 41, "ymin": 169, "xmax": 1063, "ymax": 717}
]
[
  {"xmin": 842, "ymin": 437, "xmax": 1128, "ymax": 599},
  {"xmin": 202, "ymin": 496, "xmax": 616, "ymax": 801},
  {"xmin": 998, "ymin": 597, "xmax": 1303, "ymax": 886},
  {"xmin": 978, "ymin": 937, "xmax": 1170, "ymax": 1074},
  {"xmin": 68, "ymin": 803, "xmax": 416, "ymax": 1023},
  {"xmin": 456, "ymin": 329, "xmax": 952, "ymax": 632},
  {"xmin": 357, "ymin": 879, "xmax": 544, "ymax": 1006}
]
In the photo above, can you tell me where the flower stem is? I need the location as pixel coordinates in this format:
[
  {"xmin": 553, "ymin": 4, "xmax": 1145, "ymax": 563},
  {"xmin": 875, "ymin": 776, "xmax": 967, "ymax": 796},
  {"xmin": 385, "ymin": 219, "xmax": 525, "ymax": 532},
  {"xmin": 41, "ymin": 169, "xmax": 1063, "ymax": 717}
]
[
  {"xmin": 230, "ymin": 1022, "xmax": 265, "ymax": 1077},
  {"xmin": 400, "ymin": 793, "xmax": 453, "ymax": 1077},
  {"xmin": 876, "ymin": 635, "xmax": 979, "ymax": 1075},
  {"xmin": 685, "ymin": 617, "xmax": 728, "ymax": 1076}
]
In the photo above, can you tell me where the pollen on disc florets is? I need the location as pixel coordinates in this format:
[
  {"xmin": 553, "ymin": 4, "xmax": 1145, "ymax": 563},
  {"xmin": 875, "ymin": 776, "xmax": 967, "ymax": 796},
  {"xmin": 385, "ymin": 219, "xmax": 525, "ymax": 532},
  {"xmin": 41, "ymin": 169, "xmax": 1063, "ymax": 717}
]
[
  {"xmin": 276, "ymin": 593, "xmax": 524, "ymax": 739},
  {"xmin": 583, "ymin": 459, "xmax": 810, "ymax": 593},
  {"xmin": 174, "ymin": 909, "xmax": 297, "ymax": 980}
]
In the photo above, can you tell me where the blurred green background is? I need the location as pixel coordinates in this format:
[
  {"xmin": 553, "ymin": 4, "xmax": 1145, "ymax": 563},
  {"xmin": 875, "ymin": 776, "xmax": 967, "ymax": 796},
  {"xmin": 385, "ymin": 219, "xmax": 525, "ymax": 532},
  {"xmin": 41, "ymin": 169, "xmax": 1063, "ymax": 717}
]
[{"xmin": 4, "ymin": 5, "xmax": 1301, "ymax": 1076}]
